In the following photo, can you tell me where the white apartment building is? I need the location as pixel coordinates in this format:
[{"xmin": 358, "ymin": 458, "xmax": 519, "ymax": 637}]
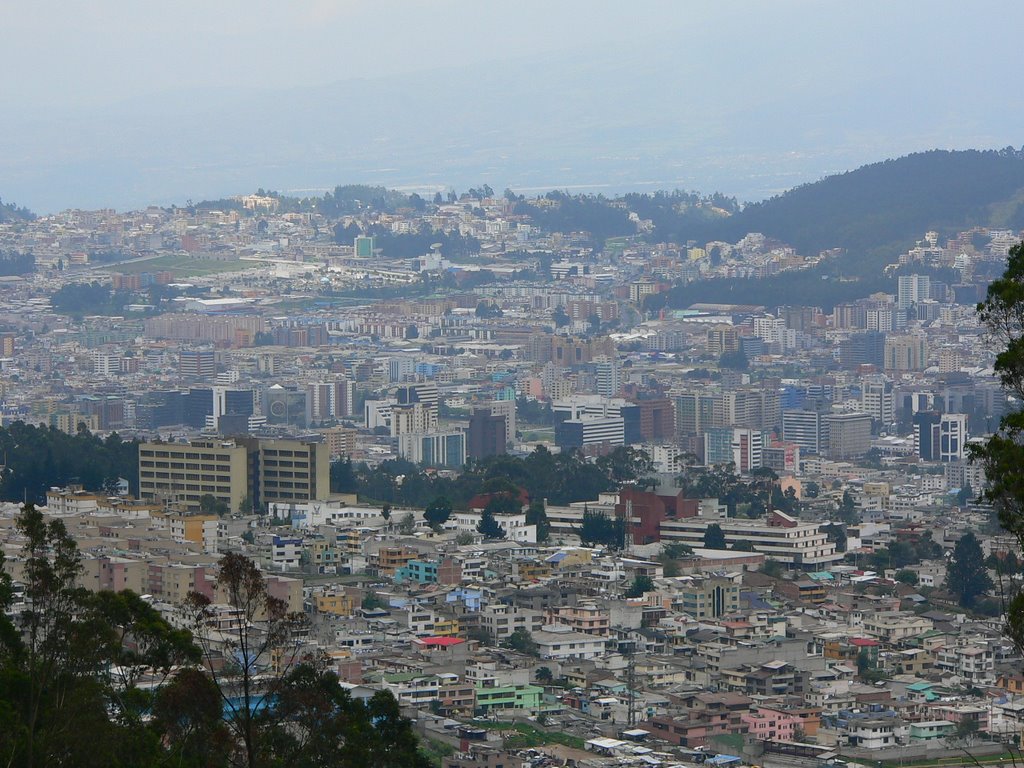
[
  {"xmin": 478, "ymin": 603, "xmax": 545, "ymax": 641},
  {"xmin": 659, "ymin": 511, "xmax": 841, "ymax": 568},
  {"xmin": 448, "ymin": 511, "xmax": 536, "ymax": 543},
  {"xmin": 532, "ymin": 624, "xmax": 609, "ymax": 660}
]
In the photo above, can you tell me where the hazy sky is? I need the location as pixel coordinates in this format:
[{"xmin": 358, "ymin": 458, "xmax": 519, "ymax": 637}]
[
  {"xmin": 2, "ymin": 0, "xmax": 697, "ymax": 108},
  {"xmin": 7, "ymin": 0, "xmax": 995, "ymax": 109},
  {"xmin": 3, "ymin": 1, "xmax": 1023, "ymax": 211}
]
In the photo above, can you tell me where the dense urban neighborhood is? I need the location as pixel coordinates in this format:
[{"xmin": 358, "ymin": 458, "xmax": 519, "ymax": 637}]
[{"xmin": 1, "ymin": 167, "xmax": 1024, "ymax": 768}]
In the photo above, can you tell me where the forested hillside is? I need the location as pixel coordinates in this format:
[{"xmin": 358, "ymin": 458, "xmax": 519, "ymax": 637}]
[
  {"xmin": 0, "ymin": 198, "xmax": 34, "ymax": 223},
  {"xmin": 714, "ymin": 148, "xmax": 1024, "ymax": 254}
]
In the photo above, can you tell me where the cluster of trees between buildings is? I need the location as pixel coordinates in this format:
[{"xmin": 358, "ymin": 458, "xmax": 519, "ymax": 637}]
[{"xmin": 0, "ymin": 503, "xmax": 430, "ymax": 768}]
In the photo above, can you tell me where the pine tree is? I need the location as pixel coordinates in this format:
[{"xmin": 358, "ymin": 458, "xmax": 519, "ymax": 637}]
[
  {"xmin": 946, "ymin": 532, "xmax": 993, "ymax": 608},
  {"xmin": 703, "ymin": 523, "xmax": 727, "ymax": 550},
  {"xmin": 477, "ymin": 507, "xmax": 506, "ymax": 539}
]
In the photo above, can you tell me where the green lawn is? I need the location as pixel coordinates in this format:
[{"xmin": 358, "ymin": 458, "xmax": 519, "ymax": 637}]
[{"xmin": 113, "ymin": 254, "xmax": 260, "ymax": 276}]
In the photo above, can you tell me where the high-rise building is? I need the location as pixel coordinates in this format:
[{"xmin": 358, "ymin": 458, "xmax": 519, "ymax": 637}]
[
  {"xmin": 731, "ymin": 428, "xmax": 765, "ymax": 473},
  {"xmin": 138, "ymin": 437, "xmax": 330, "ymax": 513},
  {"xmin": 213, "ymin": 386, "xmax": 254, "ymax": 430},
  {"xmin": 635, "ymin": 397, "xmax": 676, "ymax": 442},
  {"xmin": 706, "ymin": 327, "xmax": 739, "ymax": 356},
  {"xmin": 179, "ymin": 349, "xmax": 216, "ymax": 379},
  {"xmin": 467, "ymin": 408, "xmax": 507, "ymax": 461},
  {"xmin": 782, "ymin": 409, "xmax": 826, "ymax": 455},
  {"xmin": 913, "ymin": 411, "xmax": 942, "ymax": 461},
  {"xmin": 839, "ymin": 331, "xmax": 886, "ymax": 368},
  {"xmin": 885, "ymin": 335, "xmax": 928, "ymax": 372},
  {"xmin": 897, "ymin": 274, "xmax": 931, "ymax": 311},
  {"xmin": 703, "ymin": 427, "xmax": 734, "ymax": 466},
  {"xmin": 823, "ymin": 412, "xmax": 872, "ymax": 459},
  {"xmin": 939, "ymin": 413, "xmax": 969, "ymax": 463},
  {"xmin": 388, "ymin": 357, "xmax": 416, "ymax": 383},
  {"xmin": 861, "ymin": 378, "xmax": 895, "ymax": 426},
  {"xmin": 487, "ymin": 398, "xmax": 517, "ymax": 443},
  {"xmin": 264, "ymin": 385, "xmax": 307, "ymax": 428},
  {"xmin": 593, "ymin": 356, "xmax": 622, "ymax": 397},
  {"xmin": 0, "ymin": 332, "xmax": 14, "ymax": 358},
  {"xmin": 675, "ymin": 391, "xmax": 716, "ymax": 436}
]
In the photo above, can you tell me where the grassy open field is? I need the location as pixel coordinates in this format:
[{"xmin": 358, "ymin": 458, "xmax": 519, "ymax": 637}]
[{"xmin": 112, "ymin": 254, "xmax": 260, "ymax": 277}]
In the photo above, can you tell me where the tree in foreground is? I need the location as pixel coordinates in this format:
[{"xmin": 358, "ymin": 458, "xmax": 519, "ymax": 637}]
[
  {"xmin": 974, "ymin": 241, "xmax": 1024, "ymax": 651},
  {"xmin": 0, "ymin": 503, "xmax": 200, "ymax": 767},
  {"xmin": 186, "ymin": 553, "xmax": 308, "ymax": 768}
]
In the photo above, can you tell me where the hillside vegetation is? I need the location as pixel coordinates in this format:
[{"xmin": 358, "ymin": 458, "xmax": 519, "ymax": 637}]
[{"xmin": 0, "ymin": 198, "xmax": 34, "ymax": 223}]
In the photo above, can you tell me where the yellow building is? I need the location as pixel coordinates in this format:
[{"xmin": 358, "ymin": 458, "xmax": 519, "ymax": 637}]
[
  {"xmin": 139, "ymin": 439, "xmax": 249, "ymax": 513},
  {"xmin": 314, "ymin": 589, "xmax": 359, "ymax": 617},
  {"xmin": 139, "ymin": 437, "xmax": 330, "ymax": 513},
  {"xmin": 167, "ymin": 513, "xmax": 220, "ymax": 553},
  {"xmin": 377, "ymin": 546, "xmax": 417, "ymax": 576},
  {"xmin": 238, "ymin": 437, "xmax": 331, "ymax": 506},
  {"xmin": 515, "ymin": 560, "xmax": 553, "ymax": 581},
  {"xmin": 432, "ymin": 616, "xmax": 461, "ymax": 637}
]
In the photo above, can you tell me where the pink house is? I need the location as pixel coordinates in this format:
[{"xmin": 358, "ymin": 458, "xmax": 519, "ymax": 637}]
[{"xmin": 741, "ymin": 706, "xmax": 807, "ymax": 742}]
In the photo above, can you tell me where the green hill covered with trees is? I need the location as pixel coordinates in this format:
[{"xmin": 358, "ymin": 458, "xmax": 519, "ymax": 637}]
[{"xmin": 0, "ymin": 198, "xmax": 34, "ymax": 224}]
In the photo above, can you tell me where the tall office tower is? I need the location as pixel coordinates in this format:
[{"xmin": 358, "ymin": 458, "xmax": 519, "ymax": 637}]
[
  {"xmin": 306, "ymin": 383, "xmax": 335, "ymax": 424},
  {"xmin": 706, "ymin": 326, "xmax": 739, "ymax": 356},
  {"xmin": 703, "ymin": 427, "xmax": 734, "ymax": 466},
  {"xmin": 178, "ymin": 349, "xmax": 216, "ymax": 379},
  {"xmin": 675, "ymin": 391, "xmax": 717, "ymax": 437},
  {"xmin": 822, "ymin": 412, "xmax": 873, "ymax": 459},
  {"xmin": 897, "ymin": 274, "xmax": 931, "ymax": 311},
  {"xmin": 398, "ymin": 431, "xmax": 466, "ymax": 468},
  {"xmin": 861, "ymin": 378, "xmax": 895, "ymax": 426},
  {"xmin": 184, "ymin": 388, "xmax": 215, "ymax": 428},
  {"xmin": 593, "ymin": 355, "xmax": 622, "ymax": 397},
  {"xmin": 838, "ymin": 331, "xmax": 886, "ymax": 368},
  {"xmin": 635, "ymin": 397, "xmax": 676, "ymax": 442},
  {"xmin": 488, "ymin": 398, "xmax": 517, "ymax": 443},
  {"xmin": 0, "ymin": 333, "xmax": 14, "ymax": 358},
  {"xmin": 333, "ymin": 378, "xmax": 356, "ymax": 418},
  {"xmin": 213, "ymin": 387, "xmax": 254, "ymax": 429},
  {"xmin": 884, "ymin": 334, "xmax": 928, "ymax": 372},
  {"xmin": 939, "ymin": 413, "xmax": 969, "ymax": 462},
  {"xmin": 397, "ymin": 382, "xmax": 439, "ymax": 416},
  {"xmin": 913, "ymin": 411, "xmax": 941, "ymax": 461},
  {"xmin": 392, "ymin": 382, "xmax": 439, "ymax": 436},
  {"xmin": 730, "ymin": 428, "xmax": 764, "ymax": 473},
  {"xmin": 467, "ymin": 408, "xmax": 507, "ymax": 460},
  {"xmin": 782, "ymin": 409, "xmax": 826, "ymax": 455}
]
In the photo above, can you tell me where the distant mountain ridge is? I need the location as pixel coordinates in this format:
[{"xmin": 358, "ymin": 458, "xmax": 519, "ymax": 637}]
[
  {"xmin": 649, "ymin": 148, "xmax": 1024, "ymax": 311},
  {"xmin": 720, "ymin": 147, "xmax": 1024, "ymax": 253}
]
